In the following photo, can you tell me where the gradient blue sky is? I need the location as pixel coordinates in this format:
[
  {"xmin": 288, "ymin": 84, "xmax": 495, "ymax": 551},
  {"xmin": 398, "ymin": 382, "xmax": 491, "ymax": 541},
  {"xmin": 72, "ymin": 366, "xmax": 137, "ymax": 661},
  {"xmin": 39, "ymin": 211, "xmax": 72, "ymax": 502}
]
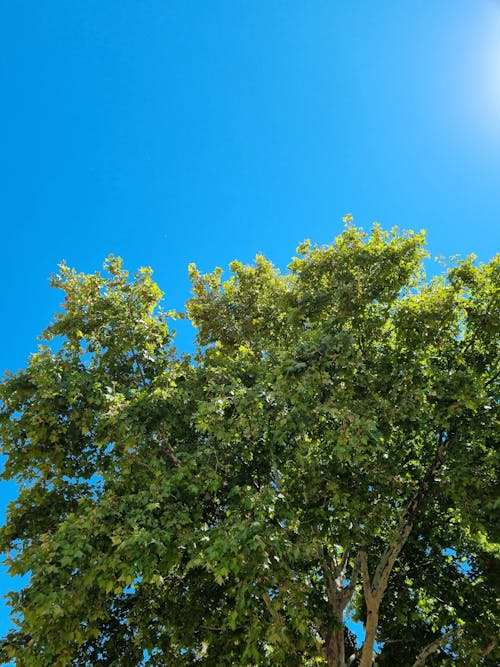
[{"xmin": 1, "ymin": 0, "xmax": 500, "ymax": 649}]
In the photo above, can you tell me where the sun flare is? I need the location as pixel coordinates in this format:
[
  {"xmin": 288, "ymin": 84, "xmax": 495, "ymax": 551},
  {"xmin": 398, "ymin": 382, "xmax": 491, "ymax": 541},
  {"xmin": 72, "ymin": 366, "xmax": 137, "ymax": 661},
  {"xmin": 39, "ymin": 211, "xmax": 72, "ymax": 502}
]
[{"xmin": 465, "ymin": 4, "xmax": 500, "ymax": 140}]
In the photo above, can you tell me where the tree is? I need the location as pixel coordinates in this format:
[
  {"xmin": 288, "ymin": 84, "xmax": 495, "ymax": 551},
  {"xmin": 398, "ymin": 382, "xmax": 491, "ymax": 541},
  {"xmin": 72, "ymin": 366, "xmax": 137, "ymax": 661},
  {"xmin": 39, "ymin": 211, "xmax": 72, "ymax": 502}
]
[{"xmin": 0, "ymin": 223, "xmax": 498, "ymax": 667}]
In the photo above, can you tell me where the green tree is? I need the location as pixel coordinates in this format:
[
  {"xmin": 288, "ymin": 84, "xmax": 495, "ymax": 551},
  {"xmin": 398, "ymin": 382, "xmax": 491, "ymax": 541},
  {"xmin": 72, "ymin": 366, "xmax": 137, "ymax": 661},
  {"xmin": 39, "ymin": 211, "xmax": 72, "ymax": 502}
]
[{"xmin": 0, "ymin": 224, "xmax": 498, "ymax": 666}]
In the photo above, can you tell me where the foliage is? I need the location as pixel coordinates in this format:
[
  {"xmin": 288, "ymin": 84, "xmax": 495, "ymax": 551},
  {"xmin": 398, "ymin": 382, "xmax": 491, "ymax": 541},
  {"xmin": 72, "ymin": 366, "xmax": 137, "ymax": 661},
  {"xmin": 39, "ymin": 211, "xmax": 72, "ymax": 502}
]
[{"xmin": 0, "ymin": 225, "xmax": 498, "ymax": 666}]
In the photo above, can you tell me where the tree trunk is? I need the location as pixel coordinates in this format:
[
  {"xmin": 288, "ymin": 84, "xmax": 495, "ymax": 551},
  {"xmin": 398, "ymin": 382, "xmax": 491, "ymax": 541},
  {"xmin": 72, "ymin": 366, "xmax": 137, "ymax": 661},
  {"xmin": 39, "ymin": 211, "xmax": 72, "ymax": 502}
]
[
  {"xmin": 326, "ymin": 623, "xmax": 345, "ymax": 667},
  {"xmin": 358, "ymin": 601, "xmax": 379, "ymax": 667},
  {"xmin": 320, "ymin": 548, "xmax": 360, "ymax": 667}
]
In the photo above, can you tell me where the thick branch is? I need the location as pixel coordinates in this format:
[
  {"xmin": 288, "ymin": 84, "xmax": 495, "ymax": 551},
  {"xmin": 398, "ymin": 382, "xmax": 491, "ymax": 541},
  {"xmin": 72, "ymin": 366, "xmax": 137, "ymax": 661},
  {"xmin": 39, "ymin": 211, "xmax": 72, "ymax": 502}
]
[
  {"xmin": 339, "ymin": 546, "xmax": 351, "ymax": 574},
  {"xmin": 340, "ymin": 552, "xmax": 361, "ymax": 608},
  {"xmin": 132, "ymin": 457, "xmax": 158, "ymax": 474},
  {"xmin": 371, "ymin": 430, "xmax": 450, "ymax": 596},
  {"xmin": 322, "ymin": 560, "xmax": 337, "ymax": 611},
  {"xmin": 359, "ymin": 549, "xmax": 374, "ymax": 606},
  {"xmin": 346, "ymin": 651, "xmax": 359, "ymax": 666},
  {"xmin": 457, "ymin": 635, "xmax": 497, "ymax": 666},
  {"xmin": 480, "ymin": 637, "xmax": 498, "ymax": 657},
  {"xmin": 158, "ymin": 429, "xmax": 181, "ymax": 466},
  {"xmin": 322, "ymin": 547, "xmax": 360, "ymax": 611},
  {"xmin": 410, "ymin": 629, "xmax": 454, "ymax": 667},
  {"xmin": 358, "ymin": 432, "xmax": 452, "ymax": 667}
]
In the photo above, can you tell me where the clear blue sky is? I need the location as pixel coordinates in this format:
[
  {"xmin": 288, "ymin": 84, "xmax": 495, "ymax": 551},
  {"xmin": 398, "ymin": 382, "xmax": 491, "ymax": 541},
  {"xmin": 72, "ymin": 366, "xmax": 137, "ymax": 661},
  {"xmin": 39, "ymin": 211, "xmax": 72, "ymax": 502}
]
[{"xmin": 1, "ymin": 0, "xmax": 499, "ymax": 649}]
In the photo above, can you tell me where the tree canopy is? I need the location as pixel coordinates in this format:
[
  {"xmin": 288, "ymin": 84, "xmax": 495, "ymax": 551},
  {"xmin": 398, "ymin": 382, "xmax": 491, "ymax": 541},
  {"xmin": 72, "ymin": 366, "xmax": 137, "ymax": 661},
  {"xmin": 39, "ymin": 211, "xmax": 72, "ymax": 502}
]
[{"xmin": 0, "ymin": 223, "xmax": 498, "ymax": 666}]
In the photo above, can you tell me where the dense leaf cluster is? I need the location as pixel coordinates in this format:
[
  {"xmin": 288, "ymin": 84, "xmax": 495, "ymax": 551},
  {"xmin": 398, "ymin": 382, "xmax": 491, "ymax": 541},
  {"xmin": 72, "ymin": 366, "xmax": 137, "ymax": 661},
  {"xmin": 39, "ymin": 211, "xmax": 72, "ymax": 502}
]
[{"xmin": 0, "ymin": 225, "xmax": 498, "ymax": 666}]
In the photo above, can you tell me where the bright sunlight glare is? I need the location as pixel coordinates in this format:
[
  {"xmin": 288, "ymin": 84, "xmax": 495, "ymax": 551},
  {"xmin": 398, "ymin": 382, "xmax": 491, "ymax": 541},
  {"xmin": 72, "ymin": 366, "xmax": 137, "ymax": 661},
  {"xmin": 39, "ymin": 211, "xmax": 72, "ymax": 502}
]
[{"xmin": 459, "ymin": 2, "xmax": 500, "ymax": 147}]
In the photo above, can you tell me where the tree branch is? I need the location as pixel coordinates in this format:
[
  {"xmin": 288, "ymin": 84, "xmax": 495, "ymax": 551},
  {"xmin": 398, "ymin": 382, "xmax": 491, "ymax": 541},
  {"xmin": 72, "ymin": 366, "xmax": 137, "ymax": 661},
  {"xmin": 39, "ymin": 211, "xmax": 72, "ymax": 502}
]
[
  {"xmin": 322, "ymin": 566, "xmax": 337, "ymax": 611},
  {"xmin": 484, "ymin": 365, "xmax": 500, "ymax": 388},
  {"xmin": 340, "ymin": 551, "xmax": 361, "ymax": 608},
  {"xmin": 339, "ymin": 546, "xmax": 350, "ymax": 574},
  {"xmin": 479, "ymin": 637, "xmax": 498, "ymax": 658},
  {"xmin": 410, "ymin": 629, "xmax": 454, "ymax": 667},
  {"xmin": 132, "ymin": 457, "xmax": 158, "ymax": 474},
  {"xmin": 359, "ymin": 549, "xmax": 374, "ymax": 606},
  {"xmin": 358, "ymin": 433, "xmax": 453, "ymax": 667},
  {"xmin": 320, "ymin": 546, "xmax": 360, "ymax": 610},
  {"xmin": 371, "ymin": 430, "xmax": 450, "ymax": 596},
  {"xmin": 347, "ymin": 650, "xmax": 359, "ymax": 666},
  {"xmin": 158, "ymin": 429, "xmax": 181, "ymax": 466}
]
